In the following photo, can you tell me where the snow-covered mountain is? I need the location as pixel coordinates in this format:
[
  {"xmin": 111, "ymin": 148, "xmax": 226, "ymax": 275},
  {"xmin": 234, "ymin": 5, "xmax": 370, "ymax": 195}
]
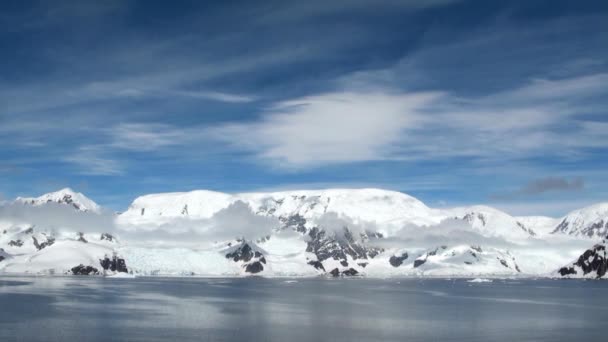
[
  {"xmin": 119, "ymin": 188, "xmax": 443, "ymax": 228},
  {"xmin": 552, "ymin": 203, "xmax": 608, "ymax": 239},
  {"xmin": 515, "ymin": 216, "xmax": 560, "ymax": 237},
  {"xmin": 1, "ymin": 187, "xmax": 607, "ymax": 278},
  {"xmin": 446, "ymin": 205, "xmax": 536, "ymax": 240},
  {"xmin": 15, "ymin": 188, "xmax": 101, "ymax": 213}
]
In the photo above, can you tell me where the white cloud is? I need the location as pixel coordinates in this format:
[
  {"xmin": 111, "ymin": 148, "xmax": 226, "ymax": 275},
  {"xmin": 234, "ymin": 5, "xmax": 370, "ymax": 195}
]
[
  {"xmin": 212, "ymin": 91, "xmax": 442, "ymax": 167},
  {"xmin": 109, "ymin": 123, "xmax": 187, "ymax": 152}
]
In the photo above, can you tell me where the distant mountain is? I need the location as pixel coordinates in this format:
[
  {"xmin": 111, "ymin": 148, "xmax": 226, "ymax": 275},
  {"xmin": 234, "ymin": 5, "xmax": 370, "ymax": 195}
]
[
  {"xmin": 15, "ymin": 188, "xmax": 101, "ymax": 213},
  {"xmin": 1, "ymin": 187, "xmax": 607, "ymax": 278},
  {"xmin": 119, "ymin": 188, "xmax": 443, "ymax": 227},
  {"xmin": 446, "ymin": 205, "xmax": 536, "ymax": 240},
  {"xmin": 552, "ymin": 203, "xmax": 608, "ymax": 239}
]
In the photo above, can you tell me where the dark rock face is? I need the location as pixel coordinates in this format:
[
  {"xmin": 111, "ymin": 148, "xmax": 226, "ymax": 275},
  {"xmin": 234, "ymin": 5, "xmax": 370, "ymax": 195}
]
[
  {"xmin": 71, "ymin": 264, "xmax": 99, "ymax": 275},
  {"xmin": 8, "ymin": 240, "xmax": 23, "ymax": 247},
  {"xmin": 281, "ymin": 214, "xmax": 307, "ymax": 233},
  {"xmin": 225, "ymin": 242, "xmax": 266, "ymax": 274},
  {"xmin": 99, "ymin": 255, "xmax": 128, "ymax": 273},
  {"xmin": 305, "ymin": 226, "xmax": 383, "ymax": 266},
  {"xmin": 226, "ymin": 243, "xmax": 255, "ymax": 263},
  {"xmin": 413, "ymin": 259, "xmax": 426, "ymax": 268},
  {"xmin": 100, "ymin": 233, "xmax": 115, "ymax": 242},
  {"xmin": 77, "ymin": 232, "xmax": 87, "ymax": 243},
  {"xmin": 307, "ymin": 260, "xmax": 325, "ymax": 272},
  {"xmin": 0, "ymin": 256, "xmax": 4, "ymax": 262},
  {"xmin": 329, "ymin": 267, "xmax": 359, "ymax": 277},
  {"xmin": 559, "ymin": 243, "xmax": 607, "ymax": 278},
  {"xmin": 554, "ymin": 219, "xmax": 608, "ymax": 238},
  {"xmin": 389, "ymin": 252, "xmax": 408, "ymax": 267},
  {"xmin": 24, "ymin": 227, "xmax": 34, "ymax": 234},
  {"xmin": 342, "ymin": 268, "xmax": 359, "ymax": 276},
  {"xmin": 245, "ymin": 261, "xmax": 264, "ymax": 274},
  {"xmin": 32, "ymin": 236, "xmax": 55, "ymax": 251}
]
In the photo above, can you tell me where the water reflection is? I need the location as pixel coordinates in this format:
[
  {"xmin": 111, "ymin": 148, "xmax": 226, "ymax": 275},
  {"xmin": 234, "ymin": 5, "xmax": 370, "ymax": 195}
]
[{"xmin": 0, "ymin": 276, "xmax": 606, "ymax": 342}]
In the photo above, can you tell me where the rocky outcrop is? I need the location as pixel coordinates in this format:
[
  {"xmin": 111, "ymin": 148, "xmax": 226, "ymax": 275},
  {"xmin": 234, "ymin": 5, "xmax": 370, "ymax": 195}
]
[
  {"xmin": 305, "ymin": 226, "xmax": 383, "ymax": 269},
  {"xmin": 99, "ymin": 254, "xmax": 128, "ymax": 273},
  {"xmin": 32, "ymin": 236, "xmax": 55, "ymax": 251},
  {"xmin": 307, "ymin": 260, "xmax": 325, "ymax": 272},
  {"xmin": 71, "ymin": 264, "xmax": 99, "ymax": 275},
  {"xmin": 77, "ymin": 232, "xmax": 87, "ymax": 243},
  {"xmin": 8, "ymin": 240, "xmax": 23, "ymax": 247},
  {"xmin": 225, "ymin": 242, "xmax": 267, "ymax": 274},
  {"xmin": 329, "ymin": 267, "xmax": 359, "ymax": 277},
  {"xmin": 100, "ymin": 233, "xmax": 115, "ymax": 242},
  {"xmin": 558, "ymin": 241, "xmax": 607, "ymax": 278},
  {"xmin": 389, "ymin": 252, "xmax": 408, "ymax": 267}
]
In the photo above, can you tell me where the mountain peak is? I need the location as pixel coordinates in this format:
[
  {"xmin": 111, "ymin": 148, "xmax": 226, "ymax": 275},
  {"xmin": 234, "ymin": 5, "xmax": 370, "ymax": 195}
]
[{"xmin": 15, "ymin": 188, "xmax": 101, "ymax": 213}]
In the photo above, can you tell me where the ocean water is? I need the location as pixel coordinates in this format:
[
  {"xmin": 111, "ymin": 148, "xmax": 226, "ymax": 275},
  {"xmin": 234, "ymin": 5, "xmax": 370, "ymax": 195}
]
[{"xmin": 0, "ymin": 276, "xmax": 606, "ymax": 341}]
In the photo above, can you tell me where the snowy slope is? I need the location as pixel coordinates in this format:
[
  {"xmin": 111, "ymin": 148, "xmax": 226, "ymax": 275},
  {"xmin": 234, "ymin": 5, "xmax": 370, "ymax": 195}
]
[
  {"xmin": 15, "ymin": 188, "xmax": 101, "ymax": 213},
  {"xmin": 516, "ymin": 216, "xmax": 560, "ymax": 237},
  {"xmin": 552, "ymin": 203, "xmax": 608, "ymax": 239},
  {"xmin": 119, "ymin": 188, "xmax": 444, "ymax": 228},
  {"xmin": 445, "ymin": 205, "xmax": 536, "ymax": 240},
  {"xmin": 2, "ymin": 187, "xmax": 608, "ymax": 278}
]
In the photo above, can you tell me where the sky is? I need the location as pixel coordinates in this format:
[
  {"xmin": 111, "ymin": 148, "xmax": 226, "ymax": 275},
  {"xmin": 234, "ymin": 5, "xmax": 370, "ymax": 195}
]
[{"xmin": 0, "ymin": 0, "xmax": 607, "ymax": 216}]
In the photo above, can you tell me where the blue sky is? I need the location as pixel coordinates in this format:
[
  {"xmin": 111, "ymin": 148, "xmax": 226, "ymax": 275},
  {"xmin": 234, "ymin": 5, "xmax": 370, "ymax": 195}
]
[{"xmin": 1, "ymin": 0, "xmax": 607, "ymax": 216}]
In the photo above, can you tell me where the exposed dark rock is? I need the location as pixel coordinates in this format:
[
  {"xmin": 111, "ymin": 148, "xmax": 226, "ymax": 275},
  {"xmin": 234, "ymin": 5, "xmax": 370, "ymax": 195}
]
[
  {"xmin": 558, "ymin": 266, "xmax": 577, "ymax": 276},
  {"xmin": 24, "ymin": 227, "xmax": 34, "ymax": 234},
  {"xmin": 413, "ymin": 258, "xmax": 426, "ymax": 268},
  {"xmin": 470, "ymin": 245, "xmax": 483, "ymax": 253},
  {"xmin": 559, "ymin": 243, "xmax": 607, "ymax": 278},
  {"xmin": 464, "ymin": 261, "xmax": 473, "ymax": 265},
  {"xmin": 8, "ymin": 240, "xmax": 23, "ymax": 247},
  {"xmin": 499, "ymin": 259, "xmax": 509, "ymax": 268},
  {"xmin": 340, "ymin": 260, "xmax": 348, "ymax": 267},
  {"xmin": 226, "ymin": 243, "xmax": 255, "ymax": 263},
  {"xmin": 77, "ymin": 232, "xmax": 87, "ymax": 243},
  {"xmin": 389, "ymin": 252, "xmax": 408, "ymax": 267},
  {"xmin": 99, "ymin": 255, "xmax": 128, "ymax": 273},
  {"xmin": 226, "ymin": 242, "xmax": 267, "ymax": 274},
  {"xmin": 100, "ymin": 233, "xmax": 115, "ymax": 242},
  {"xmin": 32, "ymin": 236, "xmax": 55, "ymax": 251},
  {"xmin": 307, "ymin": 260, "xmax": 325, "ymax": 272},
  {"xmin": 71, "ymin": 264, "xmax": 99, "ymax": 275},
  {"xmin": 245, "ymin": 261, "xmax": 264, "ymax": 274},
  {"xmin": 281, "ymin": 214, "xmax": 307, "ymax": 233},
  {"xmin": 330, "ymin": 268, "xmax": 340, "ymax": 277},
  {"xmin": 342, "ymin": 268, "xmax": 359, "ymax": 276},
  {"xmin": 305, "ymin": 226, "xmax": 383, "ymax": 264},
  {"xmin": 358, "ymin": 262, "xmax": 368, "ymax": 268}
]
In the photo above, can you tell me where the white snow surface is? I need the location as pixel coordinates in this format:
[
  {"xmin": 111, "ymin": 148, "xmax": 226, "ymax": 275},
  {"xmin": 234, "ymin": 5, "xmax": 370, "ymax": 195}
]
[
  {"xmin": 516, "ymin": 216, "xmax": 560, "ymax": 237},
  {"xmin": 553, "ymin": 203, "xmax": 608, "ymax": 239},
  {"xmin": 1, "ymin": 187, "xmax": 607, "ymax": 278},
  {"xmin": 120, "ymin": 188, "xmax": 443, "ymax": 227},
  {"xmin": 15, "ymin": 188, "xmax": 101, "ymax": 213}
]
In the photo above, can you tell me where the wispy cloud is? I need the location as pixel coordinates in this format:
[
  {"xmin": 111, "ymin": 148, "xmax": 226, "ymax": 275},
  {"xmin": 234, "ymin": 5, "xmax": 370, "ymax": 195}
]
[{"xmin": 64, "ymin": 146, "xmax": 124, "ymax": 176}]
